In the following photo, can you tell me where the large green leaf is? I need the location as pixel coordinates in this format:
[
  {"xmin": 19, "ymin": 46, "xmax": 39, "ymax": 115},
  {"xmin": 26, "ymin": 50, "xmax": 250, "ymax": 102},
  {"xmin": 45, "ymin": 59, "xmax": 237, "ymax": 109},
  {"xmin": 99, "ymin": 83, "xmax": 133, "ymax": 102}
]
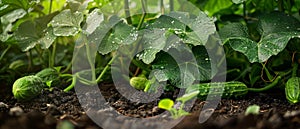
[
  {"xmin": 168, "ymin": 11, "xmax": 216, "ymax": 46},
  {"xmin": 152, "ymin": 46, "xmax": 213, "ymax": 88},
  {"xmin": 0, "ymin": 9, "xmax": 26, "ymax": 42},
  {"xmin": 137, "ymin": 12, "xmax": 216, "ymax": 64},
  {"xmin": 14, "ymin": 13, "xmax": 57, "ymax": 51},
  {"xmin": 84, "ymin": 9, "xmax": 103, "ymax": 34},
  {"xmin": 220, "ymin": 12, "xmax": 300, "ymax": 63},
  {"xmin": 136, "ymin": 28, "xmax": 167, "ymax": 64},
  {"xmin": 89, "ymin": 16, "xmax": 138, "ymax": 55},
  {"xmin": 49, "ymin": 9, "xmax": 83, "ymax": 36}
]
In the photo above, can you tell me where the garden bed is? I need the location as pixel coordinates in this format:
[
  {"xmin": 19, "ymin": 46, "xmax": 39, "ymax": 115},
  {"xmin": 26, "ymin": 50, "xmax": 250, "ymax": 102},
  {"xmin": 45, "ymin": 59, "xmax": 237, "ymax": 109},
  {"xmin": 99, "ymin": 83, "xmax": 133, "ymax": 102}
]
[{"xmin": 1, "ymin": 83, "xmax": 300, "ymax": 129}]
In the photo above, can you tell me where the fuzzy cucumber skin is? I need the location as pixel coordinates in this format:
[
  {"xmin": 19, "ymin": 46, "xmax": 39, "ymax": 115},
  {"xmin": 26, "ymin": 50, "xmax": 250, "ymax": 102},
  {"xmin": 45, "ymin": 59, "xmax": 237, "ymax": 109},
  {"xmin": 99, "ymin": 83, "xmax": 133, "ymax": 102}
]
[{"xmin": 186, "ymin": 81, "xmax": 248, "ymax": 100}]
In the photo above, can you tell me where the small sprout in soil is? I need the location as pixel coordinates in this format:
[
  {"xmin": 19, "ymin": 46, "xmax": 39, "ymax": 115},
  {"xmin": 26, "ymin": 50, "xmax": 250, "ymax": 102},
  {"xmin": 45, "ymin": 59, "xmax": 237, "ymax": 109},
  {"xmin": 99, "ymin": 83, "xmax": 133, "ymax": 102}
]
[
  {"xmin": 245, "ymin": 104, "xmax": 260, "ymax": 116},
  {"xmin": 158, "ymin": 98, "xmax": 189, "ymax": 119},
  {"xmin": 158, "ymin": 98, "xmax": 174, "ymax": 110}
]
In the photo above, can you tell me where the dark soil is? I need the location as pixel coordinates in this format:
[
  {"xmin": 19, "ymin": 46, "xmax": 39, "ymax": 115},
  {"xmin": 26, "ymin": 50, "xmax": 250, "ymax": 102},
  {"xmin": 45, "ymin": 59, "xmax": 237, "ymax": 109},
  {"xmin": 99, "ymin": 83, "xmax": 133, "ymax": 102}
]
[{"xmin": 1, "ymin": 82, "xmax": 300, "ymax": 129}]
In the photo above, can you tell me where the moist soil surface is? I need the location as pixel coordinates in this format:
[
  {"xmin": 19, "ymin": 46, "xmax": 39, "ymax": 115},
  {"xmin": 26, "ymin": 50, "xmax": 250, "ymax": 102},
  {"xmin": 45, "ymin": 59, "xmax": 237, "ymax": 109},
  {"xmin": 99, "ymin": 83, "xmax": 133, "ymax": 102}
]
[{"xmin": 1, "ymin": 83, "xmax": 300, "ymax": 129}]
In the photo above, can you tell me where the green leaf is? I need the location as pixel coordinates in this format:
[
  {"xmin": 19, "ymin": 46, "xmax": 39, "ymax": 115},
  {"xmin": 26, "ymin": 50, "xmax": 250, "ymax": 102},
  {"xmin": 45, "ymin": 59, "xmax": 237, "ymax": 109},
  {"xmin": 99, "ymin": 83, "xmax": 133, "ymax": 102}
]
[
  {"xmin": 1, "ymin": 0, "xmax": 29, "ymax": 11},
  {"xmin": 204, "ymin": 0, "xmax": 233, "ymax": 16},
  {"xmin": 0, "ymin": 8, "xmax": 26, "ymax": 41},
  {"xmin": 158, "ymin": 98, "xmax": 174, "ymax": 111},
  {"xmin": 66, "ymin": 0, "xmax": 90, "ymax": 12},
  {"xmin": 137, "ymin": 28, "xmax": 166, "ymax": 64},
  {"xmin": 84, "ymin": 9, "xmax": 103, "ymax": 34},
  {"xmin": 184, "ymin": 12, "xmax": 217, "ymax": 46},
  {"xmin": 89, "ymin": 16, "xmax": 138, "ymax": 55},
  {"xmin": 15, "ymin": 13, "xmax": 58, "ymax": 51},
  {"xmin": 49, "ymin": 9, "xmax": 83, "ymax": 36},
  {"xmin": 137, "ymin": 12, "xmax": 216, "ymax": 64},
  {"xmin": 152, "ymin": 46, "xmax": 213, "ymax": 88},
  {"xmin": 149, "ymin": 15, "xmax": 186, "ymax": 30},
  {"xmin": 220, "ymin": 13, "xmax": 300, "ymax": 63}
]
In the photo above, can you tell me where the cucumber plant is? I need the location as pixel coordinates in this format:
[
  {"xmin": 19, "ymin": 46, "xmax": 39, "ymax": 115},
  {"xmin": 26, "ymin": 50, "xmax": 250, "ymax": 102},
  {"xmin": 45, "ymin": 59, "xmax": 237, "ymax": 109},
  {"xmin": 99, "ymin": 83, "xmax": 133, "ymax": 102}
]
[{"xmin": 1, "ymin": 0, "xmax": 300, "ymax": 119}]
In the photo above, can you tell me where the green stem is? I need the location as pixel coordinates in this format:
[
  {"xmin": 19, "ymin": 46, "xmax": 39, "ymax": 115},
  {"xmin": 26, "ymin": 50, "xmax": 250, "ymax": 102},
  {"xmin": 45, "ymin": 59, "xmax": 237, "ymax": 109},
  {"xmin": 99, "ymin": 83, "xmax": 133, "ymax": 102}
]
[
  {"xmin": 49, "ymin": 0, "xmax": 53, "ymax": 14},
  {"xmin": 34, "ymin": 47, "xmax": 46, "ymax": 66},
  {"xmin": 124, "ymin": 0, "xmax": 132, "ymax": 24},
  {"xmin": 292, "ymin": 63, "xmax": 298, "ymax": 77},
  {"xmin": 0, "ymin": 45, "xmax": 11, "ymax": 62},
  {"xmin": 233, "ymin": 67, "xmax": 251, "ymax": 81},
  {"xmin": 27, "ymin": 50, "xmax": 33, "ymax": 71},
  {"xmin": 286, "ymin": 0, "xmax": 292, "ymax": 14},
  {"xmin": 131, "ymin": 59, "xmax": 151, "ymax": 73},
  {"xmin": 76, "ymin": 72, "xmax": 97, "ymax": 85},
  {"xmin": 170, "ymin": 0, "xmax": 174, "ymax": 11},
  {"xmin": 278, "ymin": 0, "xmax": 284, "ymax": 12},
  {"xmin": 61, "ymin": 46, "xmax": 80, "ymax": 73},
  {"xmin": 262, "ymin": 63, "xmax": 273, "ymax": 81},
  {"xmin": 48, "ymin": 49, "xmax": 52, "ymax": 68},
  {"xmin": 85, "ymin": 42, "xmax": 96, "ymax": 81},
  {"xmin": 137, "ymin": 0, "xmax": 146, "ymax": 29},
  {"xmin": 160, "ymin": 0, "xmax": 165, "ymax": 14},
  {"xmin": 243, "ymin": 1, "xmax": 247, "ymax": 22},
  {"xmin": 96, "ymin": 55, "xmax": 116, "ymax": 83},
  {"xmin": 50, "ymin": 41, "xmax": 57, "ymax": 68},
  {"xmin": 64, "ymin": 75, "xmax": 76, "ymax": 92},
  {"xmin": 60, "ymin": 73, "xmax": 73, "ymax": 78},
  {"xmin": 248, "ymin": 76, "xmax": 281, "ymax": 92}
]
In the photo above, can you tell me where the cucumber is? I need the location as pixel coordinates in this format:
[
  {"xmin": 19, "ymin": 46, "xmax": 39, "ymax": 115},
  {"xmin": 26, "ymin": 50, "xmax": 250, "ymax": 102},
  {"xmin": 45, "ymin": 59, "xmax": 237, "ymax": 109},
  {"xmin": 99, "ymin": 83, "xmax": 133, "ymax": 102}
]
[
  {"xmin": 12, "ymin": 75, "xmax": 46, "ymax": 101},
  {"xmin": 285, "ymin": 77, "xmax": 300, "ymax": 104},
  {"xmin": 185, "ymin": 81, "xmax": 248, "ymax": 100}
]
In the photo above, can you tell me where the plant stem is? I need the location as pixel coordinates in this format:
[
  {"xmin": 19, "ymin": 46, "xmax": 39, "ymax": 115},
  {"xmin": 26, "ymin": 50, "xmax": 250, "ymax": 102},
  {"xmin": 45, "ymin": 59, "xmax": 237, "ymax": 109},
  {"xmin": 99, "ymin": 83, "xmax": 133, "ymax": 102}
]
[
  {"xmin": 170, "ymin": 0, "xmax": 174, "ymax": 11},
  {"xmin": 62, "ymin": 46, "xmax": 80, "ymax": 73},
  {"xmin": 248, "ymin": 76, "xmax": 281, "ymax": 92},
  {"xmin": 50, "ymin": 41, "xmax": 57, "ymax": 68},
  {"xmin": 124, "ymin": 0, "xmax": 132, "ymax": 24},
  {"xmin": 27, "ymin": 50, "xmax": 33, "ymax": 71},
  {"xmin": 64, "ymin": 75, "xmax": 76, "ymax": 92},
  {"xmin": 160, "ymin": 0, "xmax": 165, "ymax": 14},
  {"xmin": 49, "ymin": 0, "xmax": 53, "ymax": 14},
  {"xmin": 243, "ymin": 1, "xmax": 247, "ymax": 23},
  {"xmin": 278, "ymin": 0, "xmax": 284, "ymax": 12},
  {"xmin": 287, "ymin": 0, "xmax": 292, "ymax": 14},
  {"xmin": 34, "ymin": 47, "xmax": 46, "ymax": 66},
  {"xmin": 96, "ymin": 55, "xmax": 116, "ymax": 83},
  {"xmin": 292, "ymin": 63, "xmax": 298, "ymax": 77},
  {"xmin": 137, "ymin": 0, "xmax": 146, "ymax": 29},
  {"xmin": 0, "ymin": 45, "xmax": 11, "ymax": 62},
  {"xmin": 85, "ymin": 42, "xmax": 96, "ymax": 81},
  {"xmin": 131, "ymin": 59, "xmax": 151, "ymax": 73}
]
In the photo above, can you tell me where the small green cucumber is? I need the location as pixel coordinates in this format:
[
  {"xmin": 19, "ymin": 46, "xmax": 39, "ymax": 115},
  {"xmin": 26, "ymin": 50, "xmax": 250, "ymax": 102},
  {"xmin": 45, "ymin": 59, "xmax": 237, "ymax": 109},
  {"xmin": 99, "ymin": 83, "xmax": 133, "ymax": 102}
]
[
  {"xmin": 285, "ymin": 77, "xmax": 300, "ymax": 104},
  {"xmin": 185, "ymin": 81, "xmax": 248, "ymax": 100}
]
